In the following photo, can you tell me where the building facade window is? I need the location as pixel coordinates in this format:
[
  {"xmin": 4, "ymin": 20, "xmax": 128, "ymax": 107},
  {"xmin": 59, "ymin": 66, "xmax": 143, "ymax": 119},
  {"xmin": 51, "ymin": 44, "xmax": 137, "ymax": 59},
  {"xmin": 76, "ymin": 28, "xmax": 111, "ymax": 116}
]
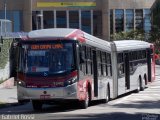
[
  {"xmin": 56, "ymin": 11, "xmax": 67, "ymax": 28},
  {"xmin": 69, "ymin": 11, "xmax": 79, "ymax": 29},
  {"xmin": 144, "ymin": 9, "xmax": 151, "ymax": 33},
  {"xmin": 93, "ymin": 11, "xmax": 102, "ymax": 37},
  {"xmin": 32, "ymin": 11, "xmax": 37, "ymax": 30},
  {"xmin": 81, "ymin": 11, "xmax": 91, "ymax": 34},
  {"xmin": 135, "ymin": 9, "xmax": 143, "ymax": 30},
  {"xmin": 144, "ymin": 9, "xmax": 151, "ymax": 40},
  {"xmin": 0, "ymin": 10, "xmax": 22, "ymax": 32},
  {"xmin": 126, "ymin": 9, "xmax": 134, "ymax": 32},
  {"xmin": 110, "ymin": 8, "xmax": 152, "ymax": 40},
  {"xmin": 110, "ymin": 10, "xmax": 113, "ymax": 34},
  {"xmin": 32, "ymin": 10, "xmax": 102, "ymax": 37},
  {"xmin": 13, "ymin": 11, "xmax": 22, "ymax": 32},
  {"xmin": 43, "ymin": 11, "xmax": 54, "ymax": 29},
  {"xmin": 115, "ymin": 9, "xmax": 124, "ymax": 32},
  {"xmin": 32, "ymin": 11, "xmax": 42, "ymax": 30}
]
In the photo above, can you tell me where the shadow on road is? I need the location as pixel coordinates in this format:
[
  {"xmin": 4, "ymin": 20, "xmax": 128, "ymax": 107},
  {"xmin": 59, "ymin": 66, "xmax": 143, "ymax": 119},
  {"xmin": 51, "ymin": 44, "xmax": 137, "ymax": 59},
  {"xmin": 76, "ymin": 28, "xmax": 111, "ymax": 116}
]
[
  {"xmin": 106, "ymin": 100, "xmax": 160, "ymax": 109},
  {"xmin": 45, "ymin": 112, "xmax": 160, "ymax": 120},
  {"xmin": 0, "ymin": 100, "xmax": 160, "ymax": 120}
]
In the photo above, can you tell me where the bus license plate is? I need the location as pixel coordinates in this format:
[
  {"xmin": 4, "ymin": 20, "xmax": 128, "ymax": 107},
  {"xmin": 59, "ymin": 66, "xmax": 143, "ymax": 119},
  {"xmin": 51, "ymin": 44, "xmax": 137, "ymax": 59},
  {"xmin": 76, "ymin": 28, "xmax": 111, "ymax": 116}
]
[{"xmin": 40, "ymin": 95, "xmax": 51, "ymax": 99}]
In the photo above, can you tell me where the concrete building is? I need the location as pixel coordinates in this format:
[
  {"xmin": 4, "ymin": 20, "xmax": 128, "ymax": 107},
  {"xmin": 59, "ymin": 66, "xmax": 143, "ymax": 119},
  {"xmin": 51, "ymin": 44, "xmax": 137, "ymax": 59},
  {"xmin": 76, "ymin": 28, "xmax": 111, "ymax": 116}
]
[
  {"xmin": 150, "ymin": 0, "xmax": 160, "ymax": 52},
  {"xmin": 0, "ymin": 0, "xmax": 155, "ymax": 40},
  {"xmin": 151, "ymin": 0, "xmax": 160, "ymax": 29}
]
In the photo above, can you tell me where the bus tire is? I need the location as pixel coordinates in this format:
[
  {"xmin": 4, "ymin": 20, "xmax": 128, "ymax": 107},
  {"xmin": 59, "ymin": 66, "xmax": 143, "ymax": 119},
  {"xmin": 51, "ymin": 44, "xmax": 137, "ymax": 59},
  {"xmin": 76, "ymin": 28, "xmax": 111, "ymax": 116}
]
[
  {"xmin": 18, "ymin": 100, "xmax": 29, "ymax": 105},
  {"xmin": 139, "ymin": 77, "xmax": 144, "ymax": 91},
  {"xmin": 135, "ymin": 79, "xmax": 140, "ymax": 93},
  {"xmin": 80, "ymin": 91, "xmax": 89, "ymax": 109},
  {"xmin": 140, "ymin": 81, "xmax": 144, "ymax": 91},
  {"xmin": 102, "ymin": 86, "xmax": 110, "ymax": 103},
  {"xmin": 144, "ymin": 74, "xmax": 148, "ymax": 85},
  {"xmin": 32, "ymin": 100, "xmax": 42, "ymax": 111}
]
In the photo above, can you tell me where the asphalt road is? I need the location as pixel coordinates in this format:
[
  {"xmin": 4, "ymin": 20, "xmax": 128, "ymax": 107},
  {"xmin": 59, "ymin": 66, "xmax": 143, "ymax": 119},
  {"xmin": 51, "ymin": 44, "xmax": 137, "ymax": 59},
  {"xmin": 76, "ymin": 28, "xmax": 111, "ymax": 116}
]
[{"xmin": 0, "ymin": 66, "xmax": 160, "ymax": 120}]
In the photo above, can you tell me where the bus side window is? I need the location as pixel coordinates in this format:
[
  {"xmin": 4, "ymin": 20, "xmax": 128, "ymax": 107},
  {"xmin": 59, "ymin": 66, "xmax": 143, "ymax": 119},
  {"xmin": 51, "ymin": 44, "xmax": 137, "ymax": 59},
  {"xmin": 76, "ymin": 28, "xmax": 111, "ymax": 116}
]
[
  {"xmin": 100, "ymin": 51, "xmax": 103, "ymax": 76},
  {"xmin": 132, "ymin": 51, "xmax": 138, "ymax": 67},
  {"xmin": 79, "ymin": 45, "xmax": 93, "ymax": 75},
  {"xmin": 97, "ymin": 51, "xmax": 102, "ymax": 76},
  {"xmin": 86, "ymin": 47, "xmax": 92, "ymax": 75},
  {"xmin": 85, "ymin": 46, "xmax": 88, "ymax": 74},
  {"xmin": 117, "ymin": 53, "xmax": 124, "ymax": 76},
  {"xmin": 129, "ymin": 52, "xmax": 134, "ymax": 73},
  {"xmin": 102, "ymin": 52, "xmax": 107, "ymax": 76},
  {"xmin": 142, "ymin": 50, "xmax": 147, "ymax": 63},
  {"xmin": 142, "ymin": 50, "xmax": 147, "ymax": 59},
  {"xmin": 79, "ymin": 45, "xmax": 86, "ymax": 75},
  {"xmin": 107, "ymin": 53, "xmax": 112, "ymax": 77},
  {"xmin": 79, "ymin": 46, "xmax": 85, "ymax": 64}
]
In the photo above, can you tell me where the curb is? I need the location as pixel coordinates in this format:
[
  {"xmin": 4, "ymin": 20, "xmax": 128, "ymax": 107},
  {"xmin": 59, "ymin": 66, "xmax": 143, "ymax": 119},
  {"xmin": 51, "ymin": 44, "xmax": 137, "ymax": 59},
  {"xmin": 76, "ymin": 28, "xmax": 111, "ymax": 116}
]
[
  {"xmin": 0, "ymin": 102, "xmax": 20, "ymax": 109},
  {"xmin": 0, "ymin": 77, "xmax": 15, "ymax": 89}
]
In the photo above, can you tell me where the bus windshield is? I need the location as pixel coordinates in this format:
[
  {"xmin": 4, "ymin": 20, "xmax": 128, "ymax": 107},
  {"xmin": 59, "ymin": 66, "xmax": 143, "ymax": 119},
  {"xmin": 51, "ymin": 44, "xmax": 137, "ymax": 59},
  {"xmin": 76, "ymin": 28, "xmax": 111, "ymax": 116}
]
[{"xmin": 25, "ymin": 42, "xmax": 75, "ymax": 75}]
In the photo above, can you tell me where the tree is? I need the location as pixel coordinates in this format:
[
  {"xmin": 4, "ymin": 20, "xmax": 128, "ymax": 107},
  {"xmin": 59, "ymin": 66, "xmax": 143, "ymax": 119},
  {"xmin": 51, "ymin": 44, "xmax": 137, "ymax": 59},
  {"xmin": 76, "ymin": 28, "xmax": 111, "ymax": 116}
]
[
  {"xmin": 149, "ymin": 26, "xmax": 160, "ymax": 53},
  {"xmin": 110, "ymin": 29, "xmax": 145, "ymax": 41}
]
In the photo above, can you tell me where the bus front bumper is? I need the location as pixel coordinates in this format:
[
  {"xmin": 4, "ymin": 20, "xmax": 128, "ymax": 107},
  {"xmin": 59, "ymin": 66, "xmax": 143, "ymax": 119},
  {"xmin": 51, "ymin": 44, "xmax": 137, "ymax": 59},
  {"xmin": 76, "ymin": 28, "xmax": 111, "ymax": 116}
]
[{"xmin": 17, "ymin": 83, "xmax": 78, "ymax": 101}]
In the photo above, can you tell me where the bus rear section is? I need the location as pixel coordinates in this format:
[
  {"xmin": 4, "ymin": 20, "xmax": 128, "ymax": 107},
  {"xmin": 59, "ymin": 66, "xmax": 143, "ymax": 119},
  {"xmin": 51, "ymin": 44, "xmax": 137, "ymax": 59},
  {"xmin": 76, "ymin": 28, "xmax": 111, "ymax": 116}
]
[
  {"xmin": 17, "ymin": 40, "xmax": 83, "ymax": 110},
  {"xmin": 113, "ymin": 40, "xmax": 153, "ymax": 96}
]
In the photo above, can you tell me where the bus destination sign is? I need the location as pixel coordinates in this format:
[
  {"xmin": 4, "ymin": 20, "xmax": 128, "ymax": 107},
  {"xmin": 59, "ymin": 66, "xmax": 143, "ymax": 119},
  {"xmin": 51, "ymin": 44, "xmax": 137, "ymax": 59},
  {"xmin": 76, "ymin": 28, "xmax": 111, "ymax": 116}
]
[{"xmin": 31, "ymin": 44, "xmax": 63, "ymax": 50}]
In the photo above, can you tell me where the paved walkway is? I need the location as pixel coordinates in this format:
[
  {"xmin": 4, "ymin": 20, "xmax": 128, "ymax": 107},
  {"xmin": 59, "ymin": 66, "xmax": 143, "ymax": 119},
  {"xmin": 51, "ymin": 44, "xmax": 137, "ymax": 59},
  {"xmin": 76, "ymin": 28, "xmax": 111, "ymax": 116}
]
[{"xmin": 0, "ymin": 86, "xmax": 17, "ymax": 103}]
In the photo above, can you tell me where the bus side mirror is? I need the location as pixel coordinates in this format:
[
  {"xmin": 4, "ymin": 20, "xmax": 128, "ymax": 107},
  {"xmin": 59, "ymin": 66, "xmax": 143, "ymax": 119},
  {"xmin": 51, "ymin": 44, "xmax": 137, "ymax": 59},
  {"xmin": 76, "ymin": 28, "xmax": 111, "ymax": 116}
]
[{"xmin": 80, "ymin": 52, "xmax": 85, "ymax": 64}]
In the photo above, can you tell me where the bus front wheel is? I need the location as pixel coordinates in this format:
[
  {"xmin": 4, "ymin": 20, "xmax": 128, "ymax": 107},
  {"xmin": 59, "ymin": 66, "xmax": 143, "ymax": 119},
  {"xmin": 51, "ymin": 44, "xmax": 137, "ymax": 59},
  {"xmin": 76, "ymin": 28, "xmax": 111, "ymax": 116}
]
[
  {"xmin": 32, "ymin": 100, "xmax": 42, "ymax": 111},
  {"xmin": 18, "ymin": 100, "xmax": 29, "ymax": 105},
  {"xmin": 80, "ymin": 91, "xmax": 89, "ymax": 109}
]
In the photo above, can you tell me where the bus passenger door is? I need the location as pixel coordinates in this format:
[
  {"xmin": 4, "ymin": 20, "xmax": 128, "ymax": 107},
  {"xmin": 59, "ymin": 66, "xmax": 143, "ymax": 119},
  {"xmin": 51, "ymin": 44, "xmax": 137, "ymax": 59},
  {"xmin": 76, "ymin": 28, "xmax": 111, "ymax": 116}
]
[
  {"xmin": 124, "ymin": 52, "xmax": 130, "ymax": 89},
  {"xmin": 92, "ymin": 50, "xmax": 98, "ymax": 97}
]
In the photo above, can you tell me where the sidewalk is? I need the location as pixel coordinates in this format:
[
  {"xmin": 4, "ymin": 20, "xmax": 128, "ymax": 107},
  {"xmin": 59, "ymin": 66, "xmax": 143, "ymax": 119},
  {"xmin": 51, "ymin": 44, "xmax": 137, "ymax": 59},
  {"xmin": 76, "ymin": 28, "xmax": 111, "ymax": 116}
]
[
  {"xmin": 0, "ymin": 77, "xmax": 17, "ymax": 106},
  {"xmin": 0, "ymin": 86, "xmax": 17, "ymax": 104}
]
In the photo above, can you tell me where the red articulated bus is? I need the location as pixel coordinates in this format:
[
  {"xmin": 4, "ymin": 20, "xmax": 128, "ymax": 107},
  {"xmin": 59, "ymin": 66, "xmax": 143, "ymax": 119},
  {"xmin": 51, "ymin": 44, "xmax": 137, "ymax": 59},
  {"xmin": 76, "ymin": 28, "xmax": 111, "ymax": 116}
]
[{"xmin": 17, "ymin": 28, "xmax": 155, "ymax": 110}]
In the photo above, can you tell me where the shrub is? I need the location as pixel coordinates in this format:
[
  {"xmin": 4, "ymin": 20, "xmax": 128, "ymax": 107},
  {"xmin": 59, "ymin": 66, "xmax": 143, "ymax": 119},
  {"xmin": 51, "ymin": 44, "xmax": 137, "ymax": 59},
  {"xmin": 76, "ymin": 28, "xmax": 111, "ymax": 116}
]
[{"xmin": 0, "ymin": 38, "xmax": 13, "ymax": 69}]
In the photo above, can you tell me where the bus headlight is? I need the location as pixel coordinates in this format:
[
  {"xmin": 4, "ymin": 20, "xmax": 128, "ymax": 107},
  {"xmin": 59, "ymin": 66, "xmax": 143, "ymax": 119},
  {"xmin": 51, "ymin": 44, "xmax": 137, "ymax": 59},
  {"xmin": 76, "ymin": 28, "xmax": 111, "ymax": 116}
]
[
  {"xmin": 18, "ymin": 80, "xmax": 26, "ymax": 87},
  {"xmin": 64, "ymin": 77, "xmax": 77, "ymax": 86}
]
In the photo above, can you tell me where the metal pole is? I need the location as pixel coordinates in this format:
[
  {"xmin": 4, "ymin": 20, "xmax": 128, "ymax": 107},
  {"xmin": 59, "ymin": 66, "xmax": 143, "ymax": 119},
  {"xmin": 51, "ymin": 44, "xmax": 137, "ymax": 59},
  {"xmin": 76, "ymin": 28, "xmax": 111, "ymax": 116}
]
[
  {"xmin": 4, "ymin": 0, "xmax": 6, "ymax": 21},
  {"xmin": 107, "ymin": 0, "xmax": 110, "ymax": 41},
  {"xmin": 4, "ymin": 0, "xmax": 7, "ymax": 33},
  {"xmin": 36, "ymin": 13, "xmax": 43, "ymax": 29},
  {"xmin": 36, "ymin": 16, "xmax": 38, "ymax": 30},
  {"xmin": 40, "ymin": 10, "xmax": 43, "ymax": 29}
]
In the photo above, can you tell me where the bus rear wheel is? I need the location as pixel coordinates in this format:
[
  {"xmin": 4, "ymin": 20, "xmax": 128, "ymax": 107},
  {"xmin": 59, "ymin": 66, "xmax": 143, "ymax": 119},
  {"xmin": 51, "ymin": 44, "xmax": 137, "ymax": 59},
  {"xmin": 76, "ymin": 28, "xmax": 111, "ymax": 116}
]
[
  {"xmin": 102, "ymin": 87, "xmax": 110, "ymax": 103},
  {"xmin": 135, "ymin": 80, "xmax": 140, "ymax": 93},
  {"xmin": 32, "ymin": 100, "xmax": 42, "ymax": 111},
  {"xmin": 136, "ymin": 78, "xmax": 144, "ymax": 93}
]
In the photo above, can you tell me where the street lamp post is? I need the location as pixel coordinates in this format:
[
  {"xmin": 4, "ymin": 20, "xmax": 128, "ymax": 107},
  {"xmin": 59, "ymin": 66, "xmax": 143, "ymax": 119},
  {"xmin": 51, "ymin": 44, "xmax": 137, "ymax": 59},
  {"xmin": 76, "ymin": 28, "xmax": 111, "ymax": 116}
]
[
  {"xmin": 4, "ymin": 0, "xmax": 6, "ymax": 21},
  {"xmin": 4, "ymin": 0, "xmax": 7, "ymax": 33},
  {"xmin": 36, "ymin": 12, "xmax": 43, "ymax": 30}
]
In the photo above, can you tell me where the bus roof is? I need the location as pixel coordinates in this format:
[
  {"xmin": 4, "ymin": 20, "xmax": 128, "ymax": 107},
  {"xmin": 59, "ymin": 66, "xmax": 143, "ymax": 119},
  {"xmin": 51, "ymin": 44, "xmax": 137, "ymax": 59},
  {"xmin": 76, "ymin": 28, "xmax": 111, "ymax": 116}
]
[
  {"xmin": 114, "ymin": 40, "xmax": 151, "ymax": 51},
  {"xmin": 24, "ymin": 29, "xmax": 152, "ymax": 52},
  {"xmin": 27, "ymin": 28, "xmax": 111, "ymax": 51},
  {"xmin": 28, "ymin": 28, "xmax": 79, "ymax": 39}
]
